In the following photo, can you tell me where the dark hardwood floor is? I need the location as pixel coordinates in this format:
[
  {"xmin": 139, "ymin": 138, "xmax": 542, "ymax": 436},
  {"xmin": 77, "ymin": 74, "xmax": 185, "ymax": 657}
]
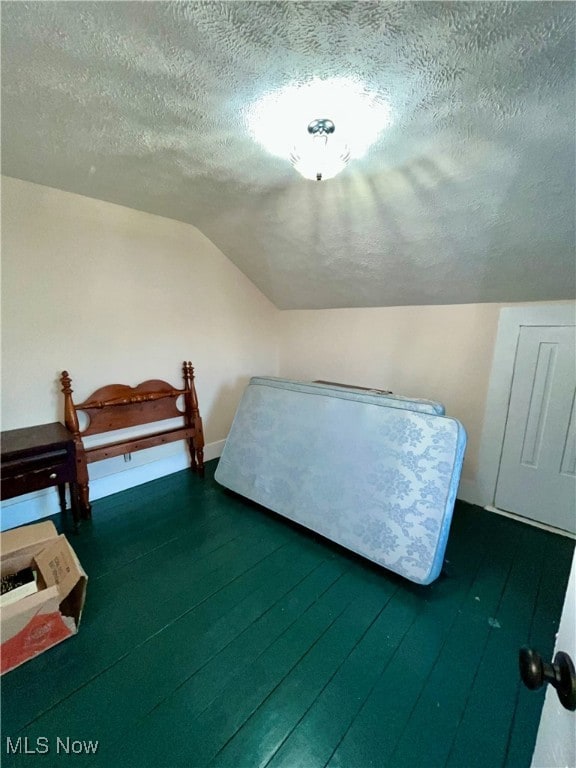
[{"xmin": 2, "ymin": 460, "xmax": 574, "ymax": 767}]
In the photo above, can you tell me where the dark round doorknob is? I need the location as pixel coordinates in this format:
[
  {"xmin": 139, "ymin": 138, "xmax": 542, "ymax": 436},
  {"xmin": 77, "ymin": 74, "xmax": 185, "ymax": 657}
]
[
  {"xmin": 519, "ymin": 646, "xmax": 576, "ymax": 711},
  {"xmin": 519, "ymin": 647, "xmax": 545, "ymax": 690}
]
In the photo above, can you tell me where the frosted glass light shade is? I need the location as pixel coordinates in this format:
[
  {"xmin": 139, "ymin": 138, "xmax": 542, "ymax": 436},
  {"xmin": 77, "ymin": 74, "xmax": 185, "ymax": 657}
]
[
  {"xmin": 245, "ymin": 77, "xmax": 392, "ymax": 179},
  {"xmin": 290, "ymin": 126, "xmax": 350, "ymax": 181}
]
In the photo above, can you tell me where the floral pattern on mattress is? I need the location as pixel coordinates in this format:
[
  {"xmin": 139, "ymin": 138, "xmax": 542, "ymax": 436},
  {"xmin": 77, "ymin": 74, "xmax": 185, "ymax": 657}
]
[{"xmin": 215, "ymin": 380, "xmax": 466, "ymax": 585}]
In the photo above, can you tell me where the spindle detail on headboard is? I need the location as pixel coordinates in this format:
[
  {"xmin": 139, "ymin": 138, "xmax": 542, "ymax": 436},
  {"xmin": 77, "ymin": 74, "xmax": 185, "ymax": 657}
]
[{"xmin": 61, "ymin": 362, "xmax": 204, "ymax": 519}]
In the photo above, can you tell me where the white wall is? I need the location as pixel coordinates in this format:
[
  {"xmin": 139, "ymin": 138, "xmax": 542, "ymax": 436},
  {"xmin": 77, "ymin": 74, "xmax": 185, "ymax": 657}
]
[
  {"xmin": 277, "ymin": 302, "xmax": 571, "ymax": 505},
  {"xmin": 2, "ymin": 177, "xmax": 570, "ymax": 526},
  {"xmin": 1, "ymin": 177, "xmax": 279, "ymax": 527}
]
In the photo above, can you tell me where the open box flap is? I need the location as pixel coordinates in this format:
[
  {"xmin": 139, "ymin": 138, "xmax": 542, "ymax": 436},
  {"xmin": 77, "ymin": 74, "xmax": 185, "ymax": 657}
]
[
  {"xmin": 34, "ymin": 535, "xmax": 87, "ymax": 603},
  {"xmin": 1, "ymin": 521, "xmax": 58, "ymax": 558},
  {"xmin": 1, "ymin": 521, "xmax": 60, "ymax": 578}
]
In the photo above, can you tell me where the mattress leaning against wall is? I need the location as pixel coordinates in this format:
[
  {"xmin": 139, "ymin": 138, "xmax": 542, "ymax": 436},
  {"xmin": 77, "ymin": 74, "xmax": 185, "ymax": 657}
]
[{"xmin": 215, "ymin": 377, "xmax": 466, "ymax": 585}]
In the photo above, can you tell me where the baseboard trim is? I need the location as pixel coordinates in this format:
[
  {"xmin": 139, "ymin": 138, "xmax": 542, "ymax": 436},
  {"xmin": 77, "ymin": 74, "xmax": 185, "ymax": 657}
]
[
  {"xmin": 484, "ymin": 505, "xmax": 576, "ymax": 540},
  {"xmin": 9, "ymin": 444, "xmax": 570, "ymax": 542},
  {"xmin": 0, "ymin": 438, "xmax": 226, "ymax": 531}
]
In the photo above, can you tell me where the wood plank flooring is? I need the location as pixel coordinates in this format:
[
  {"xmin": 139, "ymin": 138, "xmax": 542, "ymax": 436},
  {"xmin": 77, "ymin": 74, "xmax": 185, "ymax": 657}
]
[{"xmin": 2, "ymin": 460, "xmax": 573, "ymax": 767}]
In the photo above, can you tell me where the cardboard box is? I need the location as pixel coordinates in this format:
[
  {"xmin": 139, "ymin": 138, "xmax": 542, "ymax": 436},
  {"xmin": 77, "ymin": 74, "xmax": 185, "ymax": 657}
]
[{"xmin": 1, "ymin": 521, "xmax": 87, "ymax": 674}]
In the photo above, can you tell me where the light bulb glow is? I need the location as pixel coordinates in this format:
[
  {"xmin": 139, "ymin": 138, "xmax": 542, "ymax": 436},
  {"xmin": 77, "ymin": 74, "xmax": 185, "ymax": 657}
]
[
  {"xmin": 244, "ymin": 77, "xmax": 392, "ymax": 179},
  {"xmin": 290, "ymin": 131, "xmax": 351, "ymax": 181}
]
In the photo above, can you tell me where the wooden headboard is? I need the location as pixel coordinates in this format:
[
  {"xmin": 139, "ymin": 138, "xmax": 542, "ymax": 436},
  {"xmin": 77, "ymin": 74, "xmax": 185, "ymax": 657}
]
[{"xmin": 61, "ymin": 361, "xmax": 204, "ymax": 520}]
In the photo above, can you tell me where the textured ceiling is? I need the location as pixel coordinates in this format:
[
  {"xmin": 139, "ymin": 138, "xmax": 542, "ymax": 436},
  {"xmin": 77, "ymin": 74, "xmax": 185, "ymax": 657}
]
[{"xmin": 2, "ymin": 1, "xmax": 575, "ymax": 309}]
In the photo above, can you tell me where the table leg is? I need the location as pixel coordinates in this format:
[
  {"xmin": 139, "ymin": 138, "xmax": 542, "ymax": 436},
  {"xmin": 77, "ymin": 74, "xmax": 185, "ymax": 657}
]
[{"xmin": 57, "ymin": 483, "xmax": 67, "ymax": 514}]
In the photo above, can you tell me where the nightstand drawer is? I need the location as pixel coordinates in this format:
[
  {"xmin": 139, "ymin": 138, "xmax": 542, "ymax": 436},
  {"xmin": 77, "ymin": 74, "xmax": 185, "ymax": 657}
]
[
  {"xmin": 1, "ymin": 448, "xmax": 69, "ymax": 476},
  {"xmin": 1, "ymin": 461, "xmax": 72, "ymax": 497},
  {"xmin": 1, "ymin": 423, "xmax": 78, "ymax": 525}
]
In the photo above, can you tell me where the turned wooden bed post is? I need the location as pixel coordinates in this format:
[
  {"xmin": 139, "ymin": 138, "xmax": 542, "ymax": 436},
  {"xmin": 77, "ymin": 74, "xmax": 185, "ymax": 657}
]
[
  {"xmin": 183, "ymin": 361, "xmax": 205, "ymax": 476},
  {"xmin": 61, "ymin": 371, "xmax": 92, "ymax": 519}
]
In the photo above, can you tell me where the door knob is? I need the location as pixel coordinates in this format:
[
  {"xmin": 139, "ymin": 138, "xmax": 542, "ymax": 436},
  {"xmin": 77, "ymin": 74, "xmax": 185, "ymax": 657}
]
[{"xmin": 519, "ymin": 647, "xmax": 576, "ymax": 711}]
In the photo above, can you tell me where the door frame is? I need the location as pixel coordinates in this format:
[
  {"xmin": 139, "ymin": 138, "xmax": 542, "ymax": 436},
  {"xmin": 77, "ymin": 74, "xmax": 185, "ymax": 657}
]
[{"xmin": 477, "ymin": 303, "xmax": 576, "ymax": 511}]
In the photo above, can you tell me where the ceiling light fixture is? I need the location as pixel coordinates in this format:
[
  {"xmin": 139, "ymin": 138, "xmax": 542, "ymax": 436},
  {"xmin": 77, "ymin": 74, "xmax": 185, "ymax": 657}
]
[
  {"xmin": 245, "ymin": 77, "xmax": 392, "ymax": 182},
  {"xmin": 290, "ymin": 118, "xmax": 350, "ymax": 181}
]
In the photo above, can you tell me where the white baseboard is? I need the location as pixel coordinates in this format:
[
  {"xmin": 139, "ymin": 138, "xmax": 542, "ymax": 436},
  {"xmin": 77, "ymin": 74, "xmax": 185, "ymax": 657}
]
[
  {"xmin": 455, "ymin": 482, "xmax": 575, "ymax": 540},
  {"xmin": 0, "ymin": 439, "xmax": 226, "ymax": 531},
  {"xmin": 484, "ymin": 505, "xmax": 576, "ymax": 540},
  {"xmin": 14, "ymin": 447, "xmax": 566, "ymax": 541}
]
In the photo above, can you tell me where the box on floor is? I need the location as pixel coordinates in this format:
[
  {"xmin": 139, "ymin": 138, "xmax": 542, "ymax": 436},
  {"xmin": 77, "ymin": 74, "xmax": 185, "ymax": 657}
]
[{"xmin": 0, "ymin": 521, "xmax": 87, "ymax": 674}]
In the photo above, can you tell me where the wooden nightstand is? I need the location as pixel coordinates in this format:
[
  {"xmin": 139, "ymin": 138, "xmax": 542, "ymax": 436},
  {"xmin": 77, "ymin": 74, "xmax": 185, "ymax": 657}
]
[{"xmin": 1, "ymin": 422, "xmax": 79, "ymax": 527}]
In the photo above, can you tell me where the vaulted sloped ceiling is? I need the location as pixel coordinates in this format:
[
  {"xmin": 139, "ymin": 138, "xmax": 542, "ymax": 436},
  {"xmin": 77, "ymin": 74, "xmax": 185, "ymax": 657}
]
[{"xmin": 2, "ymin": 1, "xmax": 575, "ymax": 309}]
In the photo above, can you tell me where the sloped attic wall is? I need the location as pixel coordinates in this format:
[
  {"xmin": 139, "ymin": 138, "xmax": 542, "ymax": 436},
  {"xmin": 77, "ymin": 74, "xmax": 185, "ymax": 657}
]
[
  {"xmin": 2, "ymin": 178, "xmax": 573, "ymax": 525},
  {"xmin": 1, "ymin": 176, "xmax": 278, "ymax": 526}
]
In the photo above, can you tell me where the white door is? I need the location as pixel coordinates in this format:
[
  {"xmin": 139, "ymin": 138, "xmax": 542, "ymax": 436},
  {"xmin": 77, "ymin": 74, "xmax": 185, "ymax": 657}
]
[
  {"xmin": 531, "ymin": 549, "xmax": 576, "ymax": 768},
  {"xmin": 495, "ymin": 325, "xmax": 576, "ymax": 534}
]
